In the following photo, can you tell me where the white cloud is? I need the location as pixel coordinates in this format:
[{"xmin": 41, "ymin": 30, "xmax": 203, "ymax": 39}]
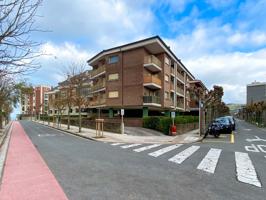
[
  {"xmin": 27, "ymin": 42, "xmax": 93, "ymax": 86},
  {"xmin": 183, "ymin": 49, "xmax": 266, "ymax": 103},
  {"xmin": 37, "ymin": 0, "xmax": 154, "ymax": 49}
]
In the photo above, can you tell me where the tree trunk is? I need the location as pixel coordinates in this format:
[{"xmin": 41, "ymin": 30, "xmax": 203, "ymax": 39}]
[
  {"xmin": 0, "ymin": 111, "xmax": 2, "ymax": 129},
  {"xmin": 79, "ymin": 106, "xmax": 82, "ymax": 133},
  {"xmin": 67, "ymin": 106, "xmax": 70, "ymax": 130}
]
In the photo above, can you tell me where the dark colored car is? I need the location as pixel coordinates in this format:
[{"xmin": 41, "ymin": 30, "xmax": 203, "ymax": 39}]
[
  {"xmin": 224, "ymin": 116, "xmax": 236, "ymax": 130},
  {"xmin": 206, "ymin": 120, "xmax": 223, "ymax": 138},
  {"xmin": 216, "ymin": 117, "xmax": 233, "ymax": 134}
]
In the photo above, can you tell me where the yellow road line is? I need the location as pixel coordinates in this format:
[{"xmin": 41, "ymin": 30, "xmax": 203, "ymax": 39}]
[{"xmin": 230, "ymin": 132, "xmax": 235, "ymax": 144}]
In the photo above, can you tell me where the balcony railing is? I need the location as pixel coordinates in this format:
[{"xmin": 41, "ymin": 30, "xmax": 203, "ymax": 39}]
[
  {"xmin": 91, "ymin": 81, "xmax": 106, "ymax": 92},
  {"xmin": 143, "ymin": 96, "xmax": 161, "ymax": 104},
  {"xmin": 177, "ymin": 101, "xmax": 184, "ymax": 108},
  {"xmin": 176, "ymin": 86, "xmax": 184, "ymax": 95},
  {"xmin": 170, "ymin": 67, "xmax": 175, "ymax": 75},
  {"xmin": 144, "ymin": 55, "xmax": 162, "ymax": 72},
  {"xmin": 176, "ymin": 71, "xmax": 184, "ymax": 82},
  {"xmin": 89, "ymin": 97, "xmax": 106, "ymax": 106},
  {"xmin": 91, "ymin": 65, "xmax": 106, "ymax": 78},
  {"xmin": 143, "ymin": 75, "xmax": 161, "ymax": 87}
]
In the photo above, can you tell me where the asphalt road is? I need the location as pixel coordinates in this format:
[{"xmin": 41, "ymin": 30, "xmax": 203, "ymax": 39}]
[{"xmin": 20, "ymin": 120, "xmax": 266, "ymax": 200}]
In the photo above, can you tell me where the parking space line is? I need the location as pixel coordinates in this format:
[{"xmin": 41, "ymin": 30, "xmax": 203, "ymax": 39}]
[{"xmin": 231, "ymin": 132, "xmax": 235, "ymax": 144}]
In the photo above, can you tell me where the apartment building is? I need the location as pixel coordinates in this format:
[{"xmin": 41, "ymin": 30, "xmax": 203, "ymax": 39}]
[
  {"xmin": 86, "ymin": 36, "xmax": 205, "ymax": 118},
  {"xmin": 47, "ymin": 71, "xmax": 93, "ymax": 116},
  {"xmin": 247, "ymin": 81, "xmax": 266, "ymax": 104},
  {"xmin": 20, "ymin": 85, "xmax": 51, "ymax": 115}
]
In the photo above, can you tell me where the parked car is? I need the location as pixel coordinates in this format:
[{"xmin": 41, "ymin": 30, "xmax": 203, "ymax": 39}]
[
  {"xmin": 224, "ymin": 116, "xmax": 236, "ymax": 130},
  {"xmin": 216, "ymin": 117, "xmax": 233, "ymax": 134}
]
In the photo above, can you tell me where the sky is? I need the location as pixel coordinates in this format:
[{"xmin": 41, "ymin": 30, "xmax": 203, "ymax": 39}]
[{"xmin": 25, "ymin": 0, "xmax": 266, "ymax": 105}]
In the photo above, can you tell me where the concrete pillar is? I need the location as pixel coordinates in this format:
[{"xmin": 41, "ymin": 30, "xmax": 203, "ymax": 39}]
[
  {"xmin": 108, "ymin": 108, "xmax": 114, "ymax": 118},
  {"xmin": 143, "ymin": 107, "xmax": 148, "ymax": 117}
]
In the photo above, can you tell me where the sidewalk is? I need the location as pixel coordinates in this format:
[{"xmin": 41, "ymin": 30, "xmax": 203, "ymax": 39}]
[
  {"xmin": 34, "ymin": 120, "xmax": 203, "ymax": 144},
  {"xmin": 0, "ymin": 121, "xmax": 68, "ymax": 200}
]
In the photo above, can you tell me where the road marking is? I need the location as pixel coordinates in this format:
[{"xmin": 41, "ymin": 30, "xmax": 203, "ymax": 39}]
[
  {"xmin": 133, "ymin": 144, "xmax": 161, "ymax": 152},
  {"xmin": 246, "ymin": 136, "xmax": 266, "ymax": 142},
  {"xmin": 230, "ymin": 133, "xmax": 235, "ymax": 144},
  {"xmin": 111, "ymin": 143, "xmax": 124, "ymax": 146},
  {"xmin": 121, "ymin": 144, "xmax": 142, "ymax": 149},
  {"xmin": 197, "ymin": 148, "xmax": 222, "ymax": 173},
  {"xmin": 168, "ymin": 146, "xmax": 200, "ymax": 164},
  {"xmin": 235, "ymin": 152, "xmax": 261, "ymax": 187},
  {"xmin": 148, "ymin": 144, "xmax": 183, "ymax": 157}
]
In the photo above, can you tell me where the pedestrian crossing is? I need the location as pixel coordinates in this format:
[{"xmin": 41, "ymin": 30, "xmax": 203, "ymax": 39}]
[{"xmin": 110, "ymin": 142, "xmax": 262, "ymax": 188}]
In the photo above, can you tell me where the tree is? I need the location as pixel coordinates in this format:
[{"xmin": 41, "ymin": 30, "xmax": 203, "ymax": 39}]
[
  {"xmin": 189, "ymin": 84, "xmax": 228, "ymax": 135},
  {"xmin": 67, "ymin": 63, "xmax": 90, "ymax": 133},
  {"xmin": 59, "ymin": 67, "xmax": 76, "ymax": 130},
  {"xmin": 0, "ymin": 0, "xmax": 42, "ymax": 77},
  {"xmin": 0, "ymin": 77, "xmax": 23, "ymax": 128},
  {"xmin": 53, "ymin": 90, "xmax": 67, "ymax": 128}
]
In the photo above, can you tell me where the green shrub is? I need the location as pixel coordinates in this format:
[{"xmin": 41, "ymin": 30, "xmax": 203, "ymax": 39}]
[
  {"xmin": 143, "ymin": 115, "xmax": 199, "ymax": 134},
  {"xmin": 143, "ymin": 116, "xmax": 161, "ymax": 130},
  {"xmin": 159, "ymin": 117, "xmax": 172, "ymax": 134}
]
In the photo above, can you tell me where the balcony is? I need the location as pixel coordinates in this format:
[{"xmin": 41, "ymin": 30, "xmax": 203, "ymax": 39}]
[
  {"xmin": 170, "ymin": 67, "xmax": 175, "ymax": 76},
  {"xmin": 176, "ymin": 86, "xmax": 184, "ymax": 96},
  {"xmin": 144, "ymin": 55, "xmax": 162, "ymax": 72},
  {"xmin": 143, "ymin": 96, "xmax": 161, "ymax": 106},
  {"xmin": 91, "ymin": 81, "xmax": 106, "ymax": 93},
  {"xmin": 143, "ymin": 75, "xmax": 161, "ymax": 89},
  {"xmin": 91, "ymin": 65, "xmax": 106, "ymax": 79},
  {"xmin": 177, "ymin": 101, "xmax": 184, "ymax": 109},
  {"xmin": 176, "ymin": 71, "xmax": 184, "ymax": 83},
  {"xmin": 89, "ymin": 96, "xmax": 106, "ymax": 107}
]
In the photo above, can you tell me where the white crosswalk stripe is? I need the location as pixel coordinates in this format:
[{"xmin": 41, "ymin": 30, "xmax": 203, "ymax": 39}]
[
  {"xmin": 111, "ymin": 143, "xmax": 124, "ymax": 146},
  {"xmin": 133, "ymin": 144, "xmax": 162, "ymax": 152},
  {"xmin": 121, "ymin": 144, "xmax": 142, "ymax": 149},
  {"xmin": 168, "ymin": 145, "xmax": 200, "ymax": 164},
  {"xmin": 148, "ymin": 144, "xmax": 183, "ymax": 157},
  {"xmin": 197, "ymin": 148, "xmax": 222, "ymax": 173},
  {"xmin": 235, "ymin": 152, "xmax": 261, "ymax": 187},
  {"xmin": 110, "ymin": 142, "xmax": 264, "ymax": 188}
]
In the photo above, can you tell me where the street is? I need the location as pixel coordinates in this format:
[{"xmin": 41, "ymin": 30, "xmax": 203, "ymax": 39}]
[{"xmin": 19, "ymin": 119, "xmax": 266, "ymax": 200}]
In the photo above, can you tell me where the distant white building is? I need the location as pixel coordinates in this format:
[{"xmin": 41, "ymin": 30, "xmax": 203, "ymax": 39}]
[{"xmin": 246, "ymin": 81, "xmax": 266, "ymax": 104}]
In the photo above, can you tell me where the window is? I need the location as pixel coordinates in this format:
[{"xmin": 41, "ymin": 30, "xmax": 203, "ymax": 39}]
[
  {"xmin": 108, "ymin": 55, "xmax": 119, "ymax": 64},
  {"xmin": 108, "ymin": 91, "xmax": 119, "ymax": 98},
  {"xmin": 164, "ymin": 91, "xmax": 169, "ymax": 99},
  {"xmin": 108, "ymin": 73, "xmax": 119, "ymax": 81},
  {"xmin": 165, "ymin": 57, "xmax": 170, "ymax": 65},
  {"xmin": 165, "ymin": 75, "xmax": 169, "ymax": 82}
]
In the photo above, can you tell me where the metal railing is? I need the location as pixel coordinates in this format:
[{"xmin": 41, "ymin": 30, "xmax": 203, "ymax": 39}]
[{"xmin": 143, "ymin": 96, "xmax": 161, "ymax": 104}]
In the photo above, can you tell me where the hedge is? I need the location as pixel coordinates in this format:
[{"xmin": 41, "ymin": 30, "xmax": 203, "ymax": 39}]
[{"xmin": 143, "ymin": 115, "xmax": 199, "ymax": 134}]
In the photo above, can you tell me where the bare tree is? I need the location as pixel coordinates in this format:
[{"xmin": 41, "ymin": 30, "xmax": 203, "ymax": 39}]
[
  {"xmin": 0, "ymin": 0, "xmax": 43, "ymax": 77},
  {"xmin": 67, "ymin": 62, "xmax": 90, "ymax": 132},
  {"xmin": 59, "ymin": 70, "xmax": 75, "ymax": 130},
  {"xmin": 53, "ymin": 90, "xmax": 67, "ymax": 128}
]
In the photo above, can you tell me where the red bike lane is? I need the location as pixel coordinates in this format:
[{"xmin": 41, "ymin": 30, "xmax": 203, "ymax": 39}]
[{"xmin": 0, "ymin": 121, "xmax": 68, "ymax": 200}]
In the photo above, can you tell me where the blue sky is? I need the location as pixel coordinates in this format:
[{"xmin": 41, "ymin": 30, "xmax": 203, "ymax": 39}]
[{"xmin": 23, "ymin": 0, "xmax": 266, "ymax": 105}]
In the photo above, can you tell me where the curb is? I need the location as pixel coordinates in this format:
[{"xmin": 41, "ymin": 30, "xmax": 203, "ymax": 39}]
[
  {"xmin": 0, "ymin": 122, "xmax": 13, "ymax": 184},
  {"xmin": 32, "ymin": 121, "xmax": 99, "ymax": 142},
  {"xmin": 31, "ymin": 121, "xmax": 204, "ymax": 145}
]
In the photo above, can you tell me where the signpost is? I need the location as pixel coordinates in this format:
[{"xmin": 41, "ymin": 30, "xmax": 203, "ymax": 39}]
[
  {"xmin": 121, "ymin": 109, "xmax": 124, "ymax": 134},
  {"xmin": 171, "ymin": 111, "xmax": 175, "ymax": 126}
]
